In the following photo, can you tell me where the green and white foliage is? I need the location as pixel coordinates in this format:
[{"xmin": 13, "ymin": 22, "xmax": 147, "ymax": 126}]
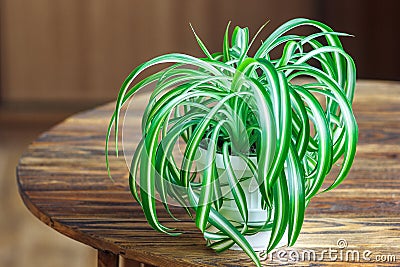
[{"xmin": 106, "ymin": 18, "xmax": 358, "ymax": 267}]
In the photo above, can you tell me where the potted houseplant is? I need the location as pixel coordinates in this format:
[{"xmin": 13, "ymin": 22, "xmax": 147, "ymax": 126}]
[{"xmin": 106, "ymin": 18, "xmax": 357, "ymax": 266}]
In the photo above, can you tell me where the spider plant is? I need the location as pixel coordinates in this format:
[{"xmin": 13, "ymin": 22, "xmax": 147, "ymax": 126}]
[{"xmin": 106, "ymin": 18, "xmax": 357, "ymax": 266}]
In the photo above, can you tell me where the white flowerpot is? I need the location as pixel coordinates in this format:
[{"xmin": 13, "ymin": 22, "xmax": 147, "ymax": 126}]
[{"xmin": 196, "ymin": 148, "xmax": 288, "ymax": 251}]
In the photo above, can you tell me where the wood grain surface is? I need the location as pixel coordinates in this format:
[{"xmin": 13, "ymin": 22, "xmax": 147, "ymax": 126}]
[{"xmin": 17, "ymin": 80, "xmax": 400, "ymax": 266}]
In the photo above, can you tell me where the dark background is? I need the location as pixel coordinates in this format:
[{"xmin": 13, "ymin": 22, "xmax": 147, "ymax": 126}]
[{"xmin": 0, "ymin": 0, "xmax": 399, "ymax": 105}]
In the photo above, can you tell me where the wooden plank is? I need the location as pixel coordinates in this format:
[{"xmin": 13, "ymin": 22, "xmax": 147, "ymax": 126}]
[
  {"xmin": 98, "ymin": 250, "xmax": 119, "ymax": 267},
  {"xmin": 122, "ymin": 258, "xmax": 141, "ymax": 267}
]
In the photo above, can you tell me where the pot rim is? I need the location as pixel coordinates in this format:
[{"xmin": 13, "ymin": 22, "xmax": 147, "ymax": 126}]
[{"xmin": 197, "ymin": 147, "xmax": 257, "ymax": 171}]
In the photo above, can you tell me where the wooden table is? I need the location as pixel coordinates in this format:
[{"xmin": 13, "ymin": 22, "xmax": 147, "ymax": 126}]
[{"xmin": 17, "ymin": 80, "xmax": 400, "ymax": 266}]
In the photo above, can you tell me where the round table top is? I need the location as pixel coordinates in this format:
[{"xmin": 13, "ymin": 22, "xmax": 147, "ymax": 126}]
[{"xmin": 17, "ymin": 80, "xmax": 400, "ymax": 266}]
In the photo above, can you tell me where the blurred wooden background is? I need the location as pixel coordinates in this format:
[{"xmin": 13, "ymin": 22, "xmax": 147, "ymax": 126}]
[
  {"xmin": 0, "ymin": 1, "xmax": 398, "ymax": 266},
  {"xmin": 1, "ymin": 0, "xmax": 398, "ymax": 104}
]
